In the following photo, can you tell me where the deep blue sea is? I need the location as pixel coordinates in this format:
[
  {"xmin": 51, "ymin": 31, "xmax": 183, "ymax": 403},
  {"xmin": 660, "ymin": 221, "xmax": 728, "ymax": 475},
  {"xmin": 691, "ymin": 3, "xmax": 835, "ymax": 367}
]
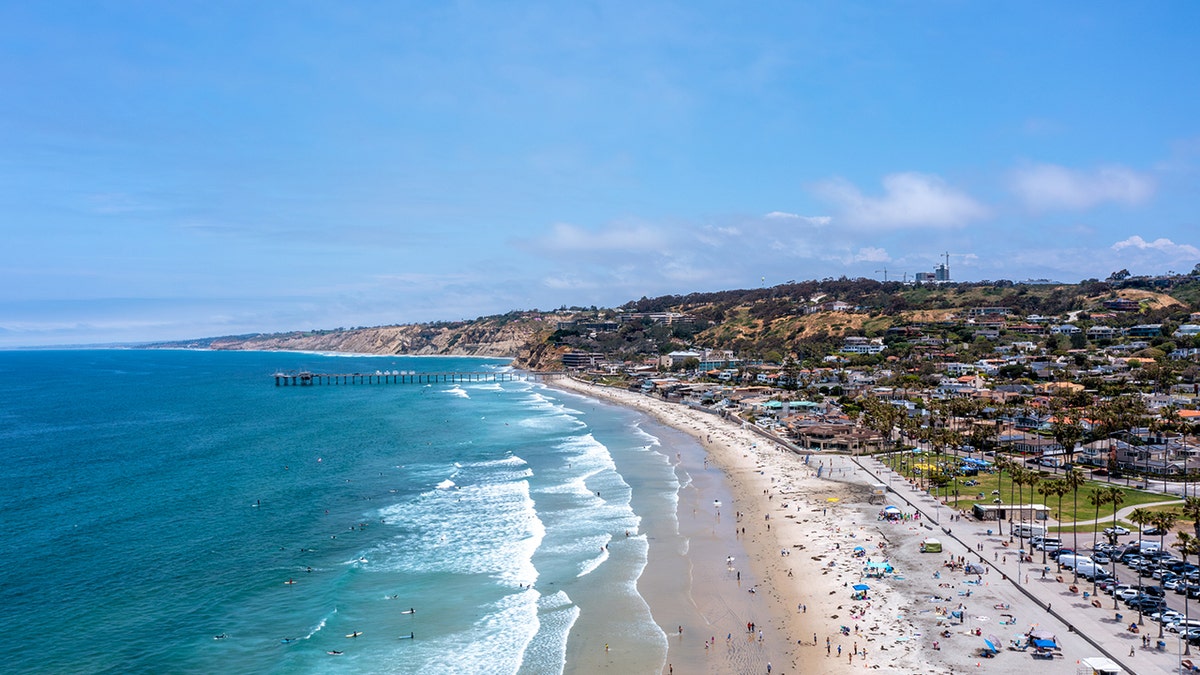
[{"xmin": 0, "ymin": 350, "xmax": 681, "ymax": 674}]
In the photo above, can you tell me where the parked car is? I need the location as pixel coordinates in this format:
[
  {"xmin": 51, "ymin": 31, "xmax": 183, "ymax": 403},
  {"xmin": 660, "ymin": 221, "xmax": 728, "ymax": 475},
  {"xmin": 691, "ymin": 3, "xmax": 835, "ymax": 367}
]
[
  {"xmin": 1104, "ymin": 525, "xmax": 1131, "ymax": 536},
  {"xmin": 1114, "ymin": 587, "xmax": 1140, "ymax": 601},
  {"xmin": 1152, "ymin": 610, "xmax": 1185, "ymax": 624},
  {"xmin": 1127, "ymin": 597, "xmax": 1167, "ymax": 611},
  {"xmin": 1167, "ymin": 619, "xmax": 1200, "ymax": 634},
  {"xmin": 1144, "ymin": 527, "xmax": 1167, "ymax": 536}
]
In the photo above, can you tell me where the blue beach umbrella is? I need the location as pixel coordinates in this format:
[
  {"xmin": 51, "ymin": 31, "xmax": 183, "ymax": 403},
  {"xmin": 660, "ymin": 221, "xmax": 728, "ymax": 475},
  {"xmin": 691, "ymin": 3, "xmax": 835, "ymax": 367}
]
[
  {"xmin": 852, "ymin": 584, "xmax": 870, "ymax": 591},
  {"xmin": 982, "ymin": 637, "xmax": 999, "ymax": 653}
]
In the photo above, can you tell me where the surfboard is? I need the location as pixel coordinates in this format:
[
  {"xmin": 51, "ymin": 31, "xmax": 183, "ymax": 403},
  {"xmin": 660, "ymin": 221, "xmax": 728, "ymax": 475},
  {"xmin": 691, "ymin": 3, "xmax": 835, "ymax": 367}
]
[
  {"xmin": 400, "ymin": 609, "xmax": 415, "ymax": 614},
  {"xmin": 284, "ymin": 580, "xmax": 296, "ymax": 585},
  {"xmin": 326, "ymin": 650, "xmax": 343, "ymax": 655},
  {"xmin": 398, "ymin": 633, "xmax": 414, "ymax": 639},
  {"xmin": 345, "ymin": 631, "xmax": 363, "ymax": 638}
]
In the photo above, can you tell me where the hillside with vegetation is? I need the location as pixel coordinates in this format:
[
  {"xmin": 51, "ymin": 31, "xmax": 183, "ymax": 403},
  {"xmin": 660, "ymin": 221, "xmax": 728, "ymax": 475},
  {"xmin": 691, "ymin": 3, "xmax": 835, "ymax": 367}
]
[
  {"xmin": 159, "ymin": 273, "xmax": 1200, "ymax": 371},
  {"xmin": 542, "ymin": 275, "xmax": 1200, "ymax": 367}
]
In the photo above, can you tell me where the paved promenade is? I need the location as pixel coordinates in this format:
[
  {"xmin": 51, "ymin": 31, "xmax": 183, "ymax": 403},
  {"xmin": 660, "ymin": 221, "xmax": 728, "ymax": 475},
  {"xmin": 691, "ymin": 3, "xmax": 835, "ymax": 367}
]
[{"xmin": 853, "ymin": 454, "xmax": 1193, "ymax": 675}]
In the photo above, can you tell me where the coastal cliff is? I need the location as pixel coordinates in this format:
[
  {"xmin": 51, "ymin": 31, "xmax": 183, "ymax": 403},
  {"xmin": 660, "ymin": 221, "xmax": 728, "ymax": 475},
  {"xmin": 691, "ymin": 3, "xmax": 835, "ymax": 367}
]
[{"xmin": 181, "ymin": 312, "xmax": 565, "ymax": 368}]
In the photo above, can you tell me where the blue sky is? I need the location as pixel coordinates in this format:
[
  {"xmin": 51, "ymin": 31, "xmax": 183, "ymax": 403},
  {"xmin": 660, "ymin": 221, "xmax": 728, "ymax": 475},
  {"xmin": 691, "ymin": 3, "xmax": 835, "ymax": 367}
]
[{"xmin": 2, "ymin": 1, "xmax": 1198, "ymax": 346}]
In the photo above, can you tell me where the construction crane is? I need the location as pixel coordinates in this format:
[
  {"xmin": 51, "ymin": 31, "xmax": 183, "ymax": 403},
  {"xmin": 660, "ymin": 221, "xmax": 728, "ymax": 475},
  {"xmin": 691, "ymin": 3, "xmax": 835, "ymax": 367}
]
[{"xmin": 875, "ymin": 268, "xmax": 889, "ymax": 282}]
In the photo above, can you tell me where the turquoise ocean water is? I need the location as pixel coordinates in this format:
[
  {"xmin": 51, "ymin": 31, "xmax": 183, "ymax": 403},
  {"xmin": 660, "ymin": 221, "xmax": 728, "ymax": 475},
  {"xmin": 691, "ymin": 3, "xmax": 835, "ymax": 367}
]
[{"xmin": 0, "ymin": 350, "xmax": 682, "ymax": 674}]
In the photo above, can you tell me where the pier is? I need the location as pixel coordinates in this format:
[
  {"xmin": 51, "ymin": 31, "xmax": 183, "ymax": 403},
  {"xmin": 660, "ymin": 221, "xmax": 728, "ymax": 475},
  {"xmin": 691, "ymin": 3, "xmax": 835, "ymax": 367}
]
[{"xmin": 273, "ymin": 370, "xmax": 567, "ymax": 386}]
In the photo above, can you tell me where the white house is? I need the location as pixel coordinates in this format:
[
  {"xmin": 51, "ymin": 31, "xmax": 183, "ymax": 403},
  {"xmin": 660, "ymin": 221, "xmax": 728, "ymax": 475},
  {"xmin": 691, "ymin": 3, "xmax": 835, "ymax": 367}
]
[{"xmin": 1175, "ymin": 324, "xmax": 1200, "ymax": 338}]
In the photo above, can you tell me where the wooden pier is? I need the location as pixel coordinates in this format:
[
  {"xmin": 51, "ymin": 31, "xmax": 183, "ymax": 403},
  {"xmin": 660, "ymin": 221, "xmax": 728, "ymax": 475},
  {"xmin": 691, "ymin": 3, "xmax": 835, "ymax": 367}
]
[{"xmin": 273, "ymin": 370, "xmax": 566, "ymax": 386}]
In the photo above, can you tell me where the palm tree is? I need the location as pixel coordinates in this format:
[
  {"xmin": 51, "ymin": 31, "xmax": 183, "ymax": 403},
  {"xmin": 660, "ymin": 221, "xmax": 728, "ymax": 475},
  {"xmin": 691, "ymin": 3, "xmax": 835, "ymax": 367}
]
[
  {"xmin": 1009, "ymin": 464, "xmax": 1022, "ymax": 527},
  {"xmin": 1184, "ymin": 496, "xmax": 1200, "ymax": 540},
  {"xmin": 1025, "ymin": 471, "xmax": 1042, "ymax": 557},
  {"xmin": 994, "ymin": 457, "xmax": 1010, "ymax": 536},
  {"xmin": 1064, "ymin": 468, "xmax": 1087, "ymax": 570},
  {"xmin": 1153, "ymin": 510, "xmax": 1181, "ymax": 638},
  {"xmin": 1037, "ymin": 479, "xmax": 1059, "ymax": 565},
  {"xmin": 1129, "ymin": 506, "xmax": 1153, "ymax": 613},
  {"xmin": 1154, "ymin": 510, "xmax": 1179, "ymax": 556},
  {"xmin": 1175, "ymin": 532, "xmax": 1200, "ymax": 656},
  {"xmin": 1087, "ymin": 488, "xmax": 1109, "ymax": 585},
  {"xmin": 1050, "ymin": 402, "xmax": 1084, "ymax": 470},
  {"xmin": 1130, "ymin": 507, "xmax": 1153, "ymax": 550}
]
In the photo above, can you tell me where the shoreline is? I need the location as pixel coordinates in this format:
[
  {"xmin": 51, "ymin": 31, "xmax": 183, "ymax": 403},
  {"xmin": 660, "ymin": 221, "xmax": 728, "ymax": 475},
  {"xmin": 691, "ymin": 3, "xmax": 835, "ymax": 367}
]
[
  {"xmin": 550, "ymin": 378, "xmax": 800, "ymax": 673},
  {"xmin": 548, "ymin": 377, "xmax": 1118, "ymax": 675}
]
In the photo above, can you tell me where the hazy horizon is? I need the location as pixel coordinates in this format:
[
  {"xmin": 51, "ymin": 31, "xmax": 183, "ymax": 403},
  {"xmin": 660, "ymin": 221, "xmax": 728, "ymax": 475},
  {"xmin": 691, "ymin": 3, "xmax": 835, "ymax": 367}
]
[{"xmin": 3, "ymin": 2, "xmax": 1198, "ymax": 347}]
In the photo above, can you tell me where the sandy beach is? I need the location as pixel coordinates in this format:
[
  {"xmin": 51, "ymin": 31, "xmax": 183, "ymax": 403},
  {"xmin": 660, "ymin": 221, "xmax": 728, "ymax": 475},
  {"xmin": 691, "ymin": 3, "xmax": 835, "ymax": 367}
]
[{"xmin": 553, "ymin": 377, "xmax": 1136, "ymax": 675}]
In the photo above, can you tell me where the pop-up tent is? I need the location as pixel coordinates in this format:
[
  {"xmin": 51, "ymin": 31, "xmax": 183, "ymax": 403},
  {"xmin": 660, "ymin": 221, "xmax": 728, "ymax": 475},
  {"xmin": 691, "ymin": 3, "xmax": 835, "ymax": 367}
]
[
  {"xmin": 920, "ymin": 538, "xmax": 942, "ymax": 553},
  {"xmin": 864, "ymin": 561, "xmax": 894, "ymax": 577}
]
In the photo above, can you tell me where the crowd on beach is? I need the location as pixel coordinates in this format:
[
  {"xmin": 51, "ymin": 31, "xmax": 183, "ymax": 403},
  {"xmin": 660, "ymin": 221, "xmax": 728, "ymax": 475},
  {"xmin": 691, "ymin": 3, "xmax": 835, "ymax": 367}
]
[{"xmin": 553, "ymin": 378, "xmax": 1145, "ymax": 674}]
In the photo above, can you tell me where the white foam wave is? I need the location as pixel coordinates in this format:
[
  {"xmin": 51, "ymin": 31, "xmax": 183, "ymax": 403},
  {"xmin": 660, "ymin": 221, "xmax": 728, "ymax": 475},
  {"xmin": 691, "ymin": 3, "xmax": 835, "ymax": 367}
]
[
  {"xmin": 518, "ymin": 591, "xmax": 579, "ymax": 674},
  {"xmin": 378, "ymin": 477, "xmax": 544, "ymax": 586},
  {"xmin": 436, "ymin": 479, "xmax": 456, "ymax": 490},
  {"xmin": 302, "ymin": 611, "xmax": 333, "ymax": 640},
  {"xmin": 444, "ymin": 386, "xmax": 470, "ymax": 399},
  {"xmin": 408, "ymin": 589, "xmax": 541, "ymax": 673},
  {"xmin": 629, "ymin": 422, "xmax": 662, "ymax": 448},
  {"xmin": 576, "ymin": 534, "xmax": 611, "ymax": 577}
]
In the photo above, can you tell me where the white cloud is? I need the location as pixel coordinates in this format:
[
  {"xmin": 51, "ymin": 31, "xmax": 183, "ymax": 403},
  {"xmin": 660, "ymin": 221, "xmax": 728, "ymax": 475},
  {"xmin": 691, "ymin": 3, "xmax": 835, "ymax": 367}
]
[
  {"xmin": 1111, "ymin": 236, "xmax": 1200, "ymax": 257},
  {"xmin": 533, "ymin": 221, "xmax": 667, "ymax": 253},
  {"xmin": 764, "ymin": 211, "xmax": 831, "ymax": 226},
  {"xmin": 847, "ymin": 247, "xmax": 891, "ymax": 263},
  {"xmin": 811, "ymin": 172, "xmax": 989, "ymax": 229},
  {"xmin": 1010, "ymin": 164, "xmax": 1155, "ymax": 211}
]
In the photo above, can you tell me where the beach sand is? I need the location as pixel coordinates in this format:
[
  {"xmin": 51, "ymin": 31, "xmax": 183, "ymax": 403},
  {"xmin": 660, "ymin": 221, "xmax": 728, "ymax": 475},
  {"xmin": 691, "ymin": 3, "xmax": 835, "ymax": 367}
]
[{"xmin": 553, "ymin": 378, "xmax": 1109, "ymax": 675}]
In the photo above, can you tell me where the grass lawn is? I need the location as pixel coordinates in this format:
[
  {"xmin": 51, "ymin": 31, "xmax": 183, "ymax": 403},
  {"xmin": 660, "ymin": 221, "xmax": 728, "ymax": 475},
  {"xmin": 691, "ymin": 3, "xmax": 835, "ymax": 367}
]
[{"xmin": 875, "ymin": 450, "xmax": 1172, "ymax": 524}]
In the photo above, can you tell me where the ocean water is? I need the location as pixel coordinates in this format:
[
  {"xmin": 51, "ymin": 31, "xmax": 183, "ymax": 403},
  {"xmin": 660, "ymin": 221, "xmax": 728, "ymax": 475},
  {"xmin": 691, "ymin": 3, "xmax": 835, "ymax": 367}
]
[{"xmin": 0, "ymin": 350, "xmax": 680, "ymax": 674}]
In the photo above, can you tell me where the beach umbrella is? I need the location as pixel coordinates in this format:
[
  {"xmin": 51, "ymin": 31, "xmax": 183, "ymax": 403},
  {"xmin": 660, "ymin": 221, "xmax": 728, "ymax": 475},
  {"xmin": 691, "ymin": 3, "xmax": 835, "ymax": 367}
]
[
  {"xmin": 984, "ymin": 634, "xmax": 1002, "ymax": 653},
  {"xmin": 1029, "ymin": 629, "xmax": 1055, "ymax": 641},
  {"xmin": 853, "ymin": 546, "xmax": 866, "ymax": 552},
  {"xmin": 852, "ymin": 584, "xmax": 870, "ymax": 591}
]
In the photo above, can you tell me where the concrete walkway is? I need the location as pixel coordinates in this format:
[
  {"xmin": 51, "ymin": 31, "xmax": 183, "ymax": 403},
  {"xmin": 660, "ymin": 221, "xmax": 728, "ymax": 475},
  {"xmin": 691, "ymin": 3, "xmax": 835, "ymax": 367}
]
[
  {"xmin": 854, "ymin": 455, "xmax": 1194, "ymax": 675},
  {"xmin": 1070, "ymin": 499, "xmax": 1185, "ymax": 528}
]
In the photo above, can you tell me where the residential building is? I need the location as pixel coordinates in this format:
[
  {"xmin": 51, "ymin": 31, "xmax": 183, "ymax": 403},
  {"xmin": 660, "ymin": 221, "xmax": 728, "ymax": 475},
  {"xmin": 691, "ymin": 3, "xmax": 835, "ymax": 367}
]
[{"xmin": 1125, "ymin": 324, "xmax": 1163, "ymax": 338}]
